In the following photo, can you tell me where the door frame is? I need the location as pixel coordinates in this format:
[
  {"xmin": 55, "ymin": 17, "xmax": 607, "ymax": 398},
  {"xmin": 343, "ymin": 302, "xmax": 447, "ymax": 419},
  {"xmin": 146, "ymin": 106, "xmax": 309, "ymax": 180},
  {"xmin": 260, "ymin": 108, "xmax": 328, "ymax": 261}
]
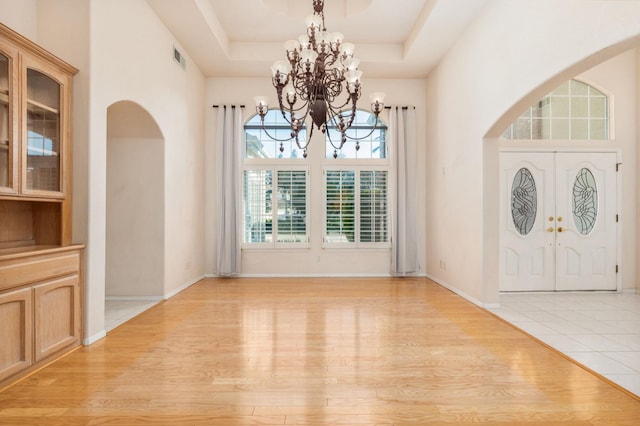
[{"xmin": 499, "ymin": 147, "xmax": 622, "ymax": 292}]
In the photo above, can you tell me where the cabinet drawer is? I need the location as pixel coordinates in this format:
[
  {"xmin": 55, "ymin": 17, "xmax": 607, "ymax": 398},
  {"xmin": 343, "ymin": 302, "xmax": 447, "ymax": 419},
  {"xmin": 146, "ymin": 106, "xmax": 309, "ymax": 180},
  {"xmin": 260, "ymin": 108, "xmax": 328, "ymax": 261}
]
[{"xmin": 0, "ymin": 251, "xmax": 80, "ymax": 291}]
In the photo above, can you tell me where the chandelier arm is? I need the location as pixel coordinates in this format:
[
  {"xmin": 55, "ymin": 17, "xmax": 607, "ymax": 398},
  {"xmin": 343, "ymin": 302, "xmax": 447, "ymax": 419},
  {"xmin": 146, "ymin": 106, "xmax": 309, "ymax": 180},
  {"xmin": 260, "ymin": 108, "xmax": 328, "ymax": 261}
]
[
  {"xmin": 259, "ymin": 124, "xmax": 297, "ymax": 143},
  {"xmin": 342, "ymin": 123, "xmax": 381, "ymax": 141},
  {"xmin": 325, "ymin": 112, "xmax": 382, "ymax": 143}
]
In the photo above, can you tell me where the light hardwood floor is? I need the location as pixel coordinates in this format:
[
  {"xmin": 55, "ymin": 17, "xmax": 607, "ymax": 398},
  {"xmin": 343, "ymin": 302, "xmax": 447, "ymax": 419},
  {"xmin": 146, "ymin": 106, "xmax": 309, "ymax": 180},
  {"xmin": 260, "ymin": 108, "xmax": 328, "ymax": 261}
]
[{"xmin": 1, "ymin": 277, "xmax": 639, "ymax": 425}]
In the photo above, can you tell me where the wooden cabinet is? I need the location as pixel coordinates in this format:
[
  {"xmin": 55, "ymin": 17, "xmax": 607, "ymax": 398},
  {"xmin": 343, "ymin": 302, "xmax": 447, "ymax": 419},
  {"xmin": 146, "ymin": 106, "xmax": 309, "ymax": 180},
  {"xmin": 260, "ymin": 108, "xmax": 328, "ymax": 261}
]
[
  {"xmin": 0, "ymin": 287, "xmax": 33, "ymax": 383},
  {"xmin": 0, "ymin": 23, "xmax": 76, "ymax": 248},
  {"xmin": 0, "ymin": 246, "xmax": 83, "ymax": 389},
  {"xmin": 34, "ymin": 274, "xmax": 81, "ymax": 362},
  {"xmin": 0, "ymin": 24, "xmax": 83, "ymax": 390}
]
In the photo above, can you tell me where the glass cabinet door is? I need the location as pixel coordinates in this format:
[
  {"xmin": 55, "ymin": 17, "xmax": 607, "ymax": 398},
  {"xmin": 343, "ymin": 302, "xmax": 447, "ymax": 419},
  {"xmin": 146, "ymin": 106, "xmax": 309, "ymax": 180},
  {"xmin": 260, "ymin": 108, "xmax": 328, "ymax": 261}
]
[
  {"xmin": 0, "ymin": 53, "xmax": 9, "ymax": 189},
  {"xmin": 25, "ymin": 69, "xmax": 61, "ymax": 193}
]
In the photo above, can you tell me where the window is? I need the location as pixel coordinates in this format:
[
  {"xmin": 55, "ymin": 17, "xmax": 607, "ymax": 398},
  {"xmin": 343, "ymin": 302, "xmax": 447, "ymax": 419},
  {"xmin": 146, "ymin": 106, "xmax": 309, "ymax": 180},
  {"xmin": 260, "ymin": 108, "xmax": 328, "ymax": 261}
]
[
  {"xmin": 324, "ymin": 110, "xmax": 389, "ymax": 247},
  {"xmin": 502, "ymin": 79, "xmax": 609, "ymax": 140},
  {"xmin": 242, "ymin": 108, "xmax": 389, "ymax": 251},
  {"xmin": 324, "ymin": 168, "xmax": 389, "ymax": 247},
  {"xmin": 243, "ymin": 109, "xmax": 309, "ymax": 247},
  {"xmin": 244, "ymin": 109, "xmax": 307, "ymax": 159},
  {"xmin": 243, "ymin": 167, "xmax": 308, "ymax": 246},
  {"xmin": 326, "ymin": 109, "xmax": 387, "ymax": 159}
]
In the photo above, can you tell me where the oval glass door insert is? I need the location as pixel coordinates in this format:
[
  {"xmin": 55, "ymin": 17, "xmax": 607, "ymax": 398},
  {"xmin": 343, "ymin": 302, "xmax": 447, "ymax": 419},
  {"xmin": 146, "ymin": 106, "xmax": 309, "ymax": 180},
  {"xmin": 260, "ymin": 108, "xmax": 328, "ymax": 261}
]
[
  {"xmin": 572, "ymin": 168, "xmax": 598, "ymax": 235},
  {"xmin": 511, "ymin": 168, "xmax": 537, "ymax": 235}
]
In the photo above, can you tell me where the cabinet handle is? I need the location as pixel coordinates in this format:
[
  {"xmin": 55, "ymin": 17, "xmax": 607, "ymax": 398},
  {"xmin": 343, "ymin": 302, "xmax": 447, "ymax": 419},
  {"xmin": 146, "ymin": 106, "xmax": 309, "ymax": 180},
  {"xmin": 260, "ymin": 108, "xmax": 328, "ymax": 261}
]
[
  {"xmin": 547, "ymin": 227, "xmax": 555, "ymax": 232},
  {"xmin": 557, "ymin": 227, "xmax": 567, "ymax": 233},
  {"xmin": 557, "ymin": 217, "xmax": 564, "ymax": 222}
]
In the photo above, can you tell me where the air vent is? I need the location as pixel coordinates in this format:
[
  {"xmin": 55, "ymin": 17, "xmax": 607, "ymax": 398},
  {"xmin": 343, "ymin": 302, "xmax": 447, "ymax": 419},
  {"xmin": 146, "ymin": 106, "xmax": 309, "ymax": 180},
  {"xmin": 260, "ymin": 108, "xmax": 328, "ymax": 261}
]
[{"xmin": 173, "ymin": 46, "xmax": 186, "ymax": 70}]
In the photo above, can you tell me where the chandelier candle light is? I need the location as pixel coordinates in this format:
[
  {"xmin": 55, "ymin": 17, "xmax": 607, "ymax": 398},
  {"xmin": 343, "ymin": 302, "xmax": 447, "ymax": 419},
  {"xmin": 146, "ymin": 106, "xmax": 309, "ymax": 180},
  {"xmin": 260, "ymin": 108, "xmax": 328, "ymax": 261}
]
[{"xmin": 254, "ymin": 0, "xmax": 386, "ymax": 158}]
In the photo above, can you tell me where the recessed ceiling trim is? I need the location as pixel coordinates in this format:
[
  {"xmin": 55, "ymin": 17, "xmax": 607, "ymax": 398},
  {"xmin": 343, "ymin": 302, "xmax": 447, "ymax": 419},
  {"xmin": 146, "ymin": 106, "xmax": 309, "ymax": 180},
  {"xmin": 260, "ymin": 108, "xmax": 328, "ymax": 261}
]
[
  {"xmin": 195, "ymin": 0, "xmax": 230, "ymax": 57},
  {"xmin": 261, "ymin": 0, "xmax": 373, "ymax": 19}
]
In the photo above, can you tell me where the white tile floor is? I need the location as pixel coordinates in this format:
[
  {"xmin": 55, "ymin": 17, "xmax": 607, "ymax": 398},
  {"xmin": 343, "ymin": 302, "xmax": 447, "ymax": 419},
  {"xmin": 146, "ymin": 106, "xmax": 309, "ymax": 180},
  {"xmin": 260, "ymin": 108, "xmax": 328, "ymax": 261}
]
[
  {"xmin": 105, "ymin": 299, "xmax": 159, "ymax": 332},
  {"xmin": 488, "ymin": 292, "xmax": 640, "ymax": 397}
]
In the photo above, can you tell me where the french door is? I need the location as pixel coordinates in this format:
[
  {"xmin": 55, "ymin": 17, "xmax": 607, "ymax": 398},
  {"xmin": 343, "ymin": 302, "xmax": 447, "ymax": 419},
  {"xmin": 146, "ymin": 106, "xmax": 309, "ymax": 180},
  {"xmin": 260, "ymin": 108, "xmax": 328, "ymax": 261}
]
[{"xmin": 500, "ymin": 152, "xmax": 617, "ymax": 291}]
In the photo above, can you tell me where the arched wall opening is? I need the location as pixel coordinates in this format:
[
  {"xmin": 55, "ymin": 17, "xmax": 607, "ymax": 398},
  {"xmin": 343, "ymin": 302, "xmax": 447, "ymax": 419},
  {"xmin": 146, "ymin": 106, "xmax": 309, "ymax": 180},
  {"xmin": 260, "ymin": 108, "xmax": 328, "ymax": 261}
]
[
  {"xmin": 483, "ymin": 38, "xmax": 640, "ymax": 302},
  {"xmin": 105, "ymin": 100, "xmax": 165, "ymax": 301}
]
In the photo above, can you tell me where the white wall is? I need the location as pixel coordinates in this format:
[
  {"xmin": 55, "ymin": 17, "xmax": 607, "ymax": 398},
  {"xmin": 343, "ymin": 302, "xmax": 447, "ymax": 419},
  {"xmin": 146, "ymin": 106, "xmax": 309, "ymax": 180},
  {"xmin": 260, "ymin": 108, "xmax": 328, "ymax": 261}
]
[
  {"xmin": 106, "ymin": 96, "xmax": 165, "ymax": 300},
  {"xmin": 205, "ymin": 77, "xmax": 427, "ymax": 276},
  {"xmin": 84, "ymin": 0, "xmax": 206, "ymax": 340},
  {"xmin": 106, "ymin": 136, "xmax": 164, "ymax": 297},
  {"xmin": 638, "ymin": 49, "xmax": 640, "ymax": 292},
  {"xmin": 0, "ymin": 0, "xmax": 37, "ymax": 40},
  {"xmin": 426, "ymin": 0, "xmax": 640, "ymax": 304}
]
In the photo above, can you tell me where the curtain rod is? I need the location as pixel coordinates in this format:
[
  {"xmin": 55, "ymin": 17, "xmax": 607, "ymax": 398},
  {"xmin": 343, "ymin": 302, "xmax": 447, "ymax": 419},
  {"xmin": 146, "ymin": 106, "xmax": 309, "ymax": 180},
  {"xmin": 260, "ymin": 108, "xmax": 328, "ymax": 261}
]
[{"xmin": 212, "ymin": 105, "xmax": 415, "ymax": 110}]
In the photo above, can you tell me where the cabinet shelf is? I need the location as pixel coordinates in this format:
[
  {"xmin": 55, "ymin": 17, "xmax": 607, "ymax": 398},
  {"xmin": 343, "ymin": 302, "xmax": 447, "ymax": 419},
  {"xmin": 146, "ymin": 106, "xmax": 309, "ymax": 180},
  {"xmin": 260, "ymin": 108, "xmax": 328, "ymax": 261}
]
[{"xmin": 26, "ymin": 99, "xmax": 59, "ymax": 115}]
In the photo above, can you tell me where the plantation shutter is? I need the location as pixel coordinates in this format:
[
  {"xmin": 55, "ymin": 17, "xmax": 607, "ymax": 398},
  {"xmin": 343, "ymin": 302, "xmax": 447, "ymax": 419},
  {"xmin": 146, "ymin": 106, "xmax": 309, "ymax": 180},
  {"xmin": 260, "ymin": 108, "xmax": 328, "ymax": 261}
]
[{"xmin": 276, "ymin": 170, "xmax": 308, "ymax": 243}]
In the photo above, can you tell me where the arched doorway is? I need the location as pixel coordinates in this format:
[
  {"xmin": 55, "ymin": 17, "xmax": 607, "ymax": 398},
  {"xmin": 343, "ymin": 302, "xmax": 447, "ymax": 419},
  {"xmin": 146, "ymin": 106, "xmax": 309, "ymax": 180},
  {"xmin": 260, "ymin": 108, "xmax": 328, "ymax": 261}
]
[
  {"xmin": 498, "ymin": 79, "xmax": 618, "ymax": 292},
  {"xmin": 105, "ymin": 100, "xmax": 164, "ymax": 330},
  {"xmin": 483, "ymin": 46, "xmax": 639, "ymax": 302}
]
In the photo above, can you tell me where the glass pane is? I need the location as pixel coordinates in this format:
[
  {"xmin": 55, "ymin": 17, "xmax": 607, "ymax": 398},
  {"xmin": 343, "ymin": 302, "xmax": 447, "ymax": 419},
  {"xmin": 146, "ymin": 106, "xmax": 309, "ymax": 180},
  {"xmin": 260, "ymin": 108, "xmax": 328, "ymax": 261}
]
[
  {"xmin": 276, "ymin": 170, "xmax": 306, "ymax": 243},
  {"xmin": 572, "ymin": 168, "xmax": 598, "ymax": 235},
  {"xmin": 571, "ymin": 119, "xmax": 588, "ymax": 140},
  {"xmin": 501, "ymin": 125, "xmax": 513, "ymax": 140},
  {"xmin": 26, "ymin": 70, "xmax": 60, "ymax": 192},
  {"xmin": 590, "ymin": 119, "xmax": 607, "ymax": 140},
  {"xmin": 590, "ymin": 97, "xmax": 606, "ymax": 118},
  {"xmin": 503, "ymin": 79, "xmax": 609, "ymax": 141},
  {"xmin": 550, "ymin": 96, "xmax": 570, "ymax": 117},
  {"xmin": 551, "ymin": 118, "xmax": 569, "ymax": 139},
  {"xmin": 531, "ymin": 118, "xmax": 549, "ymax": 139},
  {"xmin": 325, "ymin": 170, "xmax": 355, "ymax": 243},
  {"xmin": 27, "ymin": 69, "xmax": 60, "ymax": 111},
  {"xmin": 360, "ymin": 170, "xmax": 388, "ymax": 243},
  {"xmin": 537, "ymin": 99, "xmax": 551, "ymax": 118},
  {"xmin": 243, "ymin": 170, "xmax": 273, "ymax": 243},
  {"xmin": 511, "ymin": 168, "xmax": 537, "ymax": 236},
  {"xmin": 570, "ymin": 79, "xmax": 589, "ymax": 96},
  {"xmin": 514, "ymin": 118, "xmax": 531, "ymax": 139},
  {"xmin": 551, "ymin": 81, "xmax": 570, "ymax": 96},
  {"xmin": 245, "ymin": 110, "xmax": 306, "ymax": 159},
  {"xmin": 0, "ymin": 54, "xmax": 8, "ymax": 188},
  {"xmin": 571, "ymin": 96, "xmax": 588, "ymax": 118},
  {"xmin": 327, "ymin": 110, "xmax": 386, "ymax": 159},
  {"xmin": 0, "ymin": 54, "xmax": 7, "ymax": 90}
]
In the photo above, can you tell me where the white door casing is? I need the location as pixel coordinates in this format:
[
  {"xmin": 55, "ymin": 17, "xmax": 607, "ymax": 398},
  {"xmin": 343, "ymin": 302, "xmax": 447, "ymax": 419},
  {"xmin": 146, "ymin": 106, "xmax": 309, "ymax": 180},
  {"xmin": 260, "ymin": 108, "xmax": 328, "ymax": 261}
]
[{"xmin": 499, "ymin": 151, "xmax": 617, "ymax": 292}]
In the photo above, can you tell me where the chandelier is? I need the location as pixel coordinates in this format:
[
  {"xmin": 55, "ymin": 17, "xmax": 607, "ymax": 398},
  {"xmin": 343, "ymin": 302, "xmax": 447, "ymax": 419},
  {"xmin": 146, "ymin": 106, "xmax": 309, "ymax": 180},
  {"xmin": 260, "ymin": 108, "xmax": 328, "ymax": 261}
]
[{"xmin": 254, "ymin": 0, "xmax": 386, "ymax": 158}]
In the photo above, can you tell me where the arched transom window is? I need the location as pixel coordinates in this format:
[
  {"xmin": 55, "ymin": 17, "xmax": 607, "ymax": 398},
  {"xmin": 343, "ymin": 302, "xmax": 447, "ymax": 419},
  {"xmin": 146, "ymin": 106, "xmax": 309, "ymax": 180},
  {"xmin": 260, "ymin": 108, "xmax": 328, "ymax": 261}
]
[{"xmin": 502, "ymin": 79, "xmax": 609, "ymax": 140}]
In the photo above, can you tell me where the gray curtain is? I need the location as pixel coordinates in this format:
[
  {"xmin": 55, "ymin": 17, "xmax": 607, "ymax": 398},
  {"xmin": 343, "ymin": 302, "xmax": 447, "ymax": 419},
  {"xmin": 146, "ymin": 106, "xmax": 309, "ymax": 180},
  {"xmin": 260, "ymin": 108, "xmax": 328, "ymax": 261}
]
[
  {"xmin": 389, "ymin": 106, "xmax": 419, "ymax": 275},
  {"xmin": 215, "ymin": 105, "xmax": 243, "ymax": 275}
]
